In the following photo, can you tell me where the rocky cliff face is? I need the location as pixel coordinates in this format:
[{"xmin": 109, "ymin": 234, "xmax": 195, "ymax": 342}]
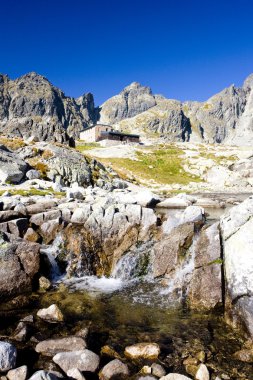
[
  {"xmin": 98, "ymin": 82, "xmax": 157, "ymax": 124},
  {"xmin": 99, "ymin": 74, "xmax": 253, "ymax": 145},
  {"xmin": 0, "ymin": 72, "xmax": 96, "ymax": 144},
  {"xmin": 1, "ymin": 72, "xmax": 253, "ymax": 145}
]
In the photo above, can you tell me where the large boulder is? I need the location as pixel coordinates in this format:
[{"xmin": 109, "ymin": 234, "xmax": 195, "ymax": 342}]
[
  {"xmin": 0, "ymin": 145, "xmax": 28, "ymax": 184},
  {"xmin": 0, "ymin": 235, "xmax": 40, "ymax": 300},
  {"xmin": 220, "ymin": 196, "xmax": 253, "ymax": 338},
  {"xmin": 19, "ymin": 143, "xmax": 112, "ymax": 188}
]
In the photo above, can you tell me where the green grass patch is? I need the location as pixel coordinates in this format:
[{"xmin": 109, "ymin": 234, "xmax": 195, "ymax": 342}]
[
  {"xmin": 76, "ymin": 142, "xmax": 101, "ymax": 153},
  {"xmin": 199, "ymin": 151, "xmax": 237, "ymax": 164},
  {"xmin": 99, "ymin": 145, "xmax": 201, "ymax": 185},
  {"xmin": 0, "ymin": 188, "xmax": 65, "ymax": 198}
]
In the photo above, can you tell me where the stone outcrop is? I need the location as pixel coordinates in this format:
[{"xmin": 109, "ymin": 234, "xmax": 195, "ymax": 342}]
[
  {"xmin": 220, "ymin": 196, "xmax": 253, "ymax": 338},
  {"xmin": 59, "ymin": 199, "xmax": 158, "ymax": 277},
  {"xmin": 117, "ymin": 97, "xmax": 192, "ymax": 142},
  {"xmin": 0, "ymin": 145, "xmax": 28, "ymax": 184}
]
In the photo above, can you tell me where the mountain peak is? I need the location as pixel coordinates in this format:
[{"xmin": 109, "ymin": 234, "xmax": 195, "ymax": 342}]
[{"xmin": 243, "ymin": 73, "xmax": 253, "ymax": 90}]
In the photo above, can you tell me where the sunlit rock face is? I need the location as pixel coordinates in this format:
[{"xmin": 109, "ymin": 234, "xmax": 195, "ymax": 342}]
[
  {"xmin": 220, "ymin": 197, "xmax": 253, "ymax": 338},
  {"xmin": 0, "ymin": 72, "xmax": 95, "ymax": 144}
]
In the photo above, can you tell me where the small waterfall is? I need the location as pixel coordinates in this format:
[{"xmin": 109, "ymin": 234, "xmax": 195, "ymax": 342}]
[
  {"xmin": 112, "ymin": 242, "xmax": 154, "ymax": 281},
  {"xmin": 160, "ymin": 234, "xmax": 199, "ymax": 301},
  {"xmin": 40, "ymin": 234, "xmax": 63, "ymax": 280}
]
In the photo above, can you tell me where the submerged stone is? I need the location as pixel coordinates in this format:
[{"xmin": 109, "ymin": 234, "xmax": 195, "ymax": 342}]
[{"xmin": 124, "ymin": 343, "xmax": 160, "ymax": 360}]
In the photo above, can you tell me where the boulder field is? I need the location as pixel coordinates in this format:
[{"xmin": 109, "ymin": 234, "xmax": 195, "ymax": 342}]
[{"xmin": 0, "ymin": 141, "xmax": 253, "ymax": 378}]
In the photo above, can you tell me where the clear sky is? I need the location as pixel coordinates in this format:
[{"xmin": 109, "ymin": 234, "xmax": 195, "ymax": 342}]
[{"xmin": 1, "ymin": 0, "xmax": 253, "ymax": 105}]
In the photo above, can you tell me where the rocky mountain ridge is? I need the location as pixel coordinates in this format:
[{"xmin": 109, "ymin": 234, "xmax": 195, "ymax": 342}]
[
  {"xmin": 0, "ymin": 72, "xmax": 96, "ymax": 145},
  {"xmin": 1, "ymin": 71, "xmax": 253, "ymax": 145}
]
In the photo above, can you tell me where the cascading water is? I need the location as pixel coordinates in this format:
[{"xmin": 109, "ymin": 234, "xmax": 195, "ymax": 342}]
[
  {"xmin": 40, "ymin": 234, "xmax": 63, "ymax": 280},
  {"xmin": 112, "ymin": 241, "xmax": 154, "ymax": 281},
  {"xmin": 160, "ymin": 233, "xmax": 199, "ymax": 301}
]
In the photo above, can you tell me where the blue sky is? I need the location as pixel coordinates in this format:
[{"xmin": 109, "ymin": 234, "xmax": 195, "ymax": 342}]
[{"xmin": 1, "ymin": 0, "xmax": 253, "ymax": 105}]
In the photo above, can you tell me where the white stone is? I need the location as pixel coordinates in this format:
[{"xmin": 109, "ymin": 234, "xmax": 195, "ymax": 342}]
[
  {"xmin": 7, "ymin": 365, "xmax": 28, "ymax": 380},
  {"xmin": 157, "ymin": 197, "xmax": 191, "ymax": 208},
  {"xmin": 180, "ymin": 205, "xmax": 205, "ymax": 224},
  {"xmin": 37, "ymin": 304, "xmax": 64, "ymax": 323},
  {"xmin": 66, "ymin": 368, "xmax": 85, "ymax": 380},
  {"xmin": 195, "ymin": 364, "xmax": 210, "ymax": 380},
  {"xmin": 124, "ymin": 343, "xmax": 160, "ymax": 359},
  {"xmin": 71, "ymin": 206, "xmax": 92, "ymax": 224},
  {"xmin": 160, "ymin": 374, "xmax": 192, "ymax": 380}
]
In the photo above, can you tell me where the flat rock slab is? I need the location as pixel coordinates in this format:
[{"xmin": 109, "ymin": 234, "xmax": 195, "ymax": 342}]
[{"xmin": 36, "ymin": 336, "xmax": 86, "ymax": 356}]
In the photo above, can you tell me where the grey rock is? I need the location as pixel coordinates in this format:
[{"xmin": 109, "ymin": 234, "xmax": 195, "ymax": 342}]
[
  {"xmin": 26, "ymin": 169, "xmax": 40, "ymax": 180},
  {"xmin": 35, "ymin": 336, "xmax": 86, "ymax": 356},
  {"xmin": 0, "ymin": 342, "xmax": 17, "ymax": 372},
  {"xmin": 0, "ymin": 237, "xmax": 39, "ymax": 301},
  {"xmin": 53, "ymin": 349, "xmax": 100, "ymax": 373},
  {"xmin": 0, "ymin": 146, "xmax": 28, "ymax": 184},
  {"xmin": 12, "ymin": 321, "xmax": 29, "ymax": 342},
  {"xmin": 8, "ymin": 218, "xmax": 28, "ymax": 237},
  {"xmin": 99, "ymin": 359, "xmax": 129, "ymax": 379},
  {"xmin": 153, "ymin": 223, "xmax": 194, "ymax": 277},
  {"xmin": 151, "ymin": 363, "xmax": 166, "ymax": 377},
  {"xmin": 188, "ymin": 222, "xmax": 222, "ymax": 310}
]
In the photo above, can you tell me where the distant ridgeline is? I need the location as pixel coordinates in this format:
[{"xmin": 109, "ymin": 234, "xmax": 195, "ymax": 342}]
[{"xmin": 0, "ymin": 72, "xmax": 253, "ymax": 145}]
